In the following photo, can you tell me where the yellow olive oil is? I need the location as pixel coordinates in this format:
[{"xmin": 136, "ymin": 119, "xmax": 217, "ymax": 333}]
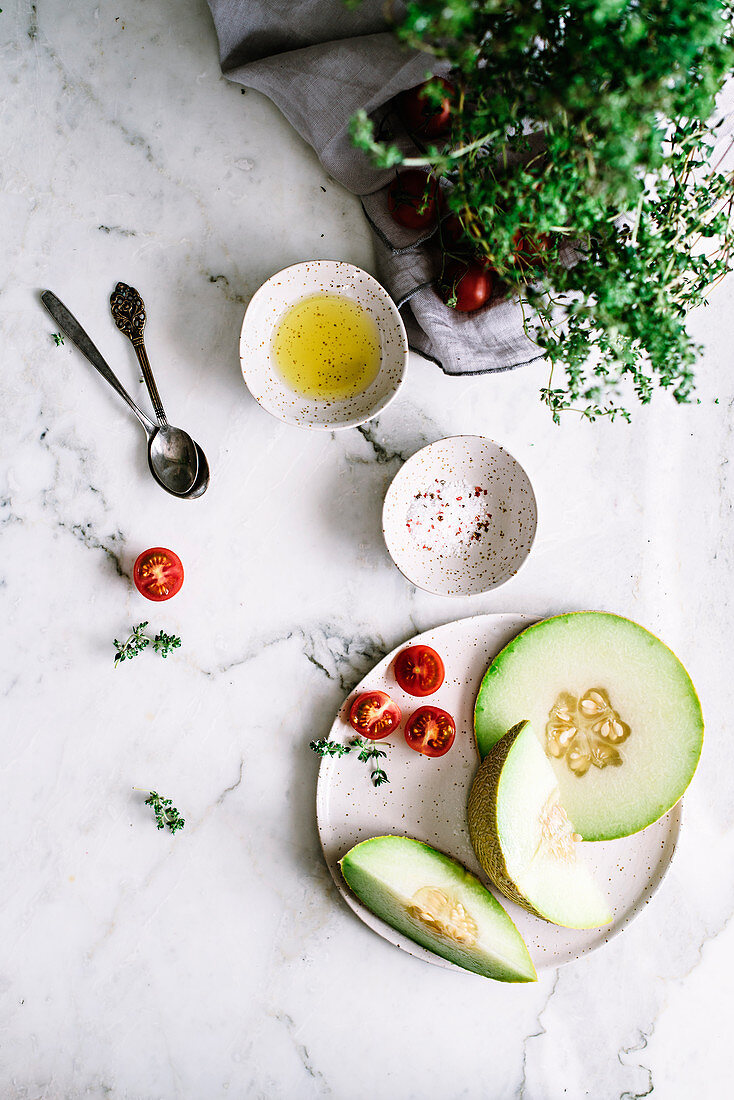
[{"xmin": 272, "ymin": 293, "xmax": 381, "ymax": 401}]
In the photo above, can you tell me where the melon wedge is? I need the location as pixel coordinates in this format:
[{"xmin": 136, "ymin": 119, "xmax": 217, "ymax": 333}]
[
  {"xmin": 474, "ymin": 612, "xmax": 703, "ymax": 841},
  {"xmin": 340, "ymin": 836, "xmax": 537, "ymax": 982},
  {"xmin": 468, "ymin": 721, "xmax": 613, "ymax": 928}
]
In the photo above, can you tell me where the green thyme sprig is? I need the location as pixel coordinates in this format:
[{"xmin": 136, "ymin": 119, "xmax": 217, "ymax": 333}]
[
  {"xmin": 152, "ymin": 630, "xmax": 182, "ymax": 658},
  {"xmin": 51, "ymin": 332, "xmax": 64, "ymax": 346},
  {"xmin": 143, "ymin": 790, "xmax": 185, "ymax": 833},
  {"xmin": 309, "ymin": 738, "xmax": 353, "ymax": 757},
  {"xmin": 113, "ymin": 623, "xmax": 182, "ymax": 667},
  {"xmin": 310, "ymin": 736, "xmax": 390, "ymax": 786},
  {"xmin": 113, "ymin": 622, "xmax": 150, "ymax": 666},
  {"xmin": 353, "ymin": 737, "xmax": 390, "ymax": 786}
]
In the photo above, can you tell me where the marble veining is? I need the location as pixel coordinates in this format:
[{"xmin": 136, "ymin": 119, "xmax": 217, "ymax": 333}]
[{"xmin": 1, "ymin": 0, "xmax": 734, "ymax": 1097}]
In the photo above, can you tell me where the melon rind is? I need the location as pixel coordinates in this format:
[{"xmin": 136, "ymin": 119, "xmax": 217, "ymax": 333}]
[
  {"xmin": 468, "ymin": 722, "xmax": 613, "ymax": 929},
  {"xmin": 474, "ymin": 612, "xmax": 704, "ymax": 841},
  {"xmin": 340, "ymin": 836, "xmax": 537, "ymax": 982}
]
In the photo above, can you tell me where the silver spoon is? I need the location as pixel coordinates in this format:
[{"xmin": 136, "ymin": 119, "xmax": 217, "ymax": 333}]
[
  {"xmin": 41, "ymin": 291, "xmax": 204, "ymax": 498},
  {"xmin": 109, "ymin": 282, "xmax": 210, "ymax": 500}
]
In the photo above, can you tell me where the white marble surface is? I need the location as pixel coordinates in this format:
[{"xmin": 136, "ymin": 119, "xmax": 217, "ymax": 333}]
[{"xmin": 2, "ymin": 2, "xmax": 733, "ymax": 1097}]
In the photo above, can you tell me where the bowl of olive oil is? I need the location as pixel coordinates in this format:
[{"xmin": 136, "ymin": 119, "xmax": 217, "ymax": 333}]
[{"xmin": 240, "ymin": 261, "xmax": 408, "ymax": 430}]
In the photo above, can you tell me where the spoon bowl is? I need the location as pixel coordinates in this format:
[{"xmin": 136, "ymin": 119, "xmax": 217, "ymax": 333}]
[
  {"xmin": 162, "ymin": 440, "xmax": 210, "ymax": 499},
  {"xmin": 148, "ymin": 424, "xmax": 199, "ymax": 495}
]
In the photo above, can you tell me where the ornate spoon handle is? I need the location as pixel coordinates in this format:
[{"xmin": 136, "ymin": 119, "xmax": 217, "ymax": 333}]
[{"xmin": 110, "ymin": 282, "xmax": 167, "ymax": 425}]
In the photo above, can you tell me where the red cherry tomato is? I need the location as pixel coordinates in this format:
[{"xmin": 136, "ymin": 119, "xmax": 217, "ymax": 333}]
[
  {"xmin": 438, "ymin": 212, "xmax": 473, "ymax": 254},
  {"xmin": 387, "ymin": 170, "xmax": 439, "ymax": 230},
  {"xmin": 404, "ymin": 707, "xmax": 456, "ymax": 758},
  {"xmin": 512, "ymin": 230, "xmax": 551, "ymax": 273},
  {"xmin": 133, "ymin": 547, "xmax": 184, "ymax": 602},
  {"xmin": 394, "ymin": 645, "xmax": 445, "ymax": 697},
  {"xmin": 398, "ymin": 78, "xmax": 455, "ymax": 138},
  {"xmin": 349, "ymin": 691, "xmax": 402, "ymax": 740},
  {"xmin": 438, "ymin": 259, "xmax": 494, "ymax": 312}
]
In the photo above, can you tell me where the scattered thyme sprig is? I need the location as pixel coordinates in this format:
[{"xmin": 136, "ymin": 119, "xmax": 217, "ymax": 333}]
[
  {"xmin": 113, "ymin": 622, "xmax": 182, "ymax": 667},
  {"xmin": 309, "ymin": 738, "xmax": 353, "ymax": 757},
  {"xmin": 51, "ymin": 332, "xmax": 64, "ymax": 346},
  {"xmin": 143, "ymin": 790, "xmax": 185, "ymax": 833},
  {"xmin": 310, "ymin": 736, "xmax": 390, "ymax": 786},
  {"xmin": 152, "ymin": 630, "xmax": 182, "ymax": 658},
  {"xmin": 113, "ymin": 622, "xmax": 150, "ymax": 666},
  {"xmin": 353, "ymin": 737, "xmax": 390, "ymax": 786}
]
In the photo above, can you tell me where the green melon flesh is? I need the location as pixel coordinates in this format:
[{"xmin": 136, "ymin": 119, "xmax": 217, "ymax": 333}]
[
  {"xmin": 468, "ymin": 721, "xmax": 613, "ymax": 929},
  {"xmin": 339, "ymin": 836, "xmax": 536, "ymax": 982},
  {"xmin": 474, "ymin": 613, "xmax": 703, "ymax": 841}
]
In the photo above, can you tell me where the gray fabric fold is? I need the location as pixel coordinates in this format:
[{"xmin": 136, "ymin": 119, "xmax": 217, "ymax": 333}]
[{"xmin": 206, "ymin": 0, "xmax": 547, "ymax": 375}]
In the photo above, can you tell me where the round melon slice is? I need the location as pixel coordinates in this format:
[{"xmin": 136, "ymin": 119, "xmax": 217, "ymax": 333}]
[
  {"xmin": 474, "ymin": 612, "xmax": 703, "ymax": 841},
  {"xmin": 339, "ymin": 836, "xmax": 537, "ymax": 982},
  {"xmin": 468, "ymin": 721, "xmax": 613, "ymax": 928}
]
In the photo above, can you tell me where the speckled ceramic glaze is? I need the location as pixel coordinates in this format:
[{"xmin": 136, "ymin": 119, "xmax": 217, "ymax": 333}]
[
  {"xmin": 383, "ymin": 436, "xmax": 538, "ymax": 596},
  {"xmin": 316, "ymin": 613, "xmax": 681, "ymax": 974},
  {"xmin": 240, "ymin": 260, "xmax": 408, "ymax": 430}
]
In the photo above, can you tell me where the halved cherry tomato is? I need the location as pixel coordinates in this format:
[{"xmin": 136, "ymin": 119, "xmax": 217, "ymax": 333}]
[
  {"xmin": 394, "ymin": 645, "xmax": 445, "ymax": 697},
  {"xmin": 438, "ymin": 258, "xmax": 494, "ymax": 312},
  {"xmin": 387, "ymin": 170, "xmax": 439, "ymax": 230},
  {"xmin": 404, "ymin": 706, "xmax": 456, "ymax": 757},
  {"xmin": 398, "ymin": 78, "xmax": 455, "ymax": 139},
  {"xmin": 349, "ymin": 691, "xmax": 402, "ymax": 740},
  {"xmin": 133, "ymin": 547, "xmax": 184, "ymax": 602}
]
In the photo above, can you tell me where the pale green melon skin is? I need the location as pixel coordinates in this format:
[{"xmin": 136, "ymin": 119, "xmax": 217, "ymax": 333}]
[
  {"xmin": 468, "ymin": 723, "xmax": 540, "ymax": 916},
  {"xmin": 474, "ymin": 612, "xmax": 704, "ymax": 841},
  {"xmin": 468, "ymin": 722, "xmax": 613, "ymax": 929},
  {"xmin": 340, "ymin": 836, "xmax": 536, "ymax": 982}
]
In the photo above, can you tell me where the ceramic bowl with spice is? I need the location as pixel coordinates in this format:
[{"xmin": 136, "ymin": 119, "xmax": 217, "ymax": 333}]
[
  {"xmin": 382, "ymin": 436, "xmax": 538, "ymax": 597},
  {"xmin": 240, "ymin": 260, "xmax": 408, "ymax": 430}
]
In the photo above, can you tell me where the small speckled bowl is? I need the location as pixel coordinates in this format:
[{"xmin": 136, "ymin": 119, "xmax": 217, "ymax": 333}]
[
  {"xmin": 240, "ymin": 260, "xmax": 408, "ymax": 430},
  {"xmin": 383, "ymin": 436, "xmax": 538, "ymax": 596}
]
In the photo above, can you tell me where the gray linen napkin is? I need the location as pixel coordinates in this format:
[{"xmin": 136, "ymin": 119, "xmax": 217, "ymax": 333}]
[{"xmin": 206, "ymin": 0, "xmax": 545, "ymax": 374}]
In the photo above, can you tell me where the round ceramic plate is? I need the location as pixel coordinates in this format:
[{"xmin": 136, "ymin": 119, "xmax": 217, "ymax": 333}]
[
  {"xmin": 316, "ymin": 613, "xmax": 681, "ymax": 973},
  {"xmin": 240, "ymin": 260, "xmax": 408, "ymax": 431},
  {"xmin": 382, "ymin": 437, "xmax": 538, "ymax": 596}
]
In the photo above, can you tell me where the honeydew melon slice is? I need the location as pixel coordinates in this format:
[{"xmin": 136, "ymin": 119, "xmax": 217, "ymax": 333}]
[
  {"xmin": 474, "ymin": 612, "xmax": 703, "ymax": 841},
  {"xmin": 468, "ymin": 721, "xmax": 613, "ymax": 928},
  {"xmin": 339, "ymin": 836, "xmax": 537, "ymax": 982}
]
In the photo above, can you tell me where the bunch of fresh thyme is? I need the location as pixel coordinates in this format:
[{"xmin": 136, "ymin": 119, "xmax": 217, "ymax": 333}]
[{"xmin": 351, "ymin": 0, "xmax": 734, "ymax": 420}]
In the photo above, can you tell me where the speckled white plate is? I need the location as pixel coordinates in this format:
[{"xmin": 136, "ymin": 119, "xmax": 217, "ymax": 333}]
[
  {"xmin": 316, "ymin": 613, "xmax": 681, "ymax": 974},
  {"xmin": 239, "ymin": 260, "xmax": 408, "ymax": 430},
  {"xmin": 382, "ymin": 436, "xmax": 538, "ymax": 596}
]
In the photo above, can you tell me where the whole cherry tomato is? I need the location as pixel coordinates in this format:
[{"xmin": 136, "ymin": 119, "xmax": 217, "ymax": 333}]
[
  {"xmin": 387, "ymin": 170, "xmax": 439, "ymax": 231},
  {"xmin": 512, "ymin": 230, "xmax": 551, "ymax": 273},
  {"xmin": 394, "ymin": 645, "xmax": 445, "ymax": 697},
  {"xmin": 349, "ymin": 691, "xmax": 402, "ymax": 740},
  {"xmin": 398, "ymin": 78, "xmax": 455, "ymax": 139},
  {"xmin": 133, "ymin": 547, "xmax": 184, "ymax": 602},
  {"xmin": 404, "ymin": 706, "xmax": 456, "ymax": 758},
  {"xmin": 438, "ymin": 259, "xmax": 494, "ymax": 312}
]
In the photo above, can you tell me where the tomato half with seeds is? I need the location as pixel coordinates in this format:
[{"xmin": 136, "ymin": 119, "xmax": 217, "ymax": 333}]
[
  {"xmin": 133, "ymin": 547, "xmax": 184, "ymax": 602},
  {"xmin": 404, "ymin": 706, "xmax": 456, "ymax": 758},
  {"xmin": 349, "ymin": 691, "xmax": 402, "ymax": 740},
  {"xmin": 394, "ymin": 645, "xmax": 445, "ymax": 697}
]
